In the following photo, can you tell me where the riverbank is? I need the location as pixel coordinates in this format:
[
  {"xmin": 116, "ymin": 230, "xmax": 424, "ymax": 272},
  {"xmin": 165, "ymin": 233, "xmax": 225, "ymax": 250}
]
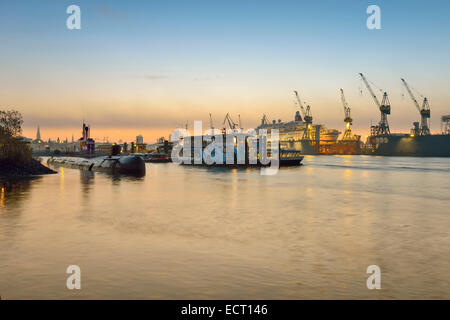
[{"xmin": 0, "ymin": 158, "xmax": 56, "ymax": 177}]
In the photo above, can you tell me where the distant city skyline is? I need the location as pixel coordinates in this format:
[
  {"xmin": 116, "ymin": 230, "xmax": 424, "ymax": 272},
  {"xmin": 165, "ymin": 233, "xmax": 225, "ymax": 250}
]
[{"xmin": 1, "ymin": 0, "xmax": 449, "ymax": 142}]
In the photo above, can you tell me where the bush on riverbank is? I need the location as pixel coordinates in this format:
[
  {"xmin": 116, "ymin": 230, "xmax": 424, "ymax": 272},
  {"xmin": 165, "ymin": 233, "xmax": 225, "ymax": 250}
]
[
  {"xmin": 0, "ymin": 135, "xmax": 32, "ymax": 165},
  {"xmin": 0, "ymin": 110, "xmax": 32, "ymax": 165},
  {"xmin": 0, "ymin": 110, "xmax": 55, "ymax": 176}
]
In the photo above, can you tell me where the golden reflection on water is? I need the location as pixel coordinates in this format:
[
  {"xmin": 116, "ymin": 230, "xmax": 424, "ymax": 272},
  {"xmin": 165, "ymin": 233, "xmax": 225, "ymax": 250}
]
[
  {"xmin": 0, "ymin": 187, "xmax": 5, "ymax": 209},
  {"xmin": 230, "ymin": 168, "xmax": 239, "ymax": 211},
  {"xmin": 343, "ymin": 169, "xmax": 352, "ymax": 179},
  {"xmin": 0, "ymin": 156, "xmax": 449, "ymax": 299},
  {"xmin": 60, "ymin": 167, "xmax": 64, "ymax": 193}
]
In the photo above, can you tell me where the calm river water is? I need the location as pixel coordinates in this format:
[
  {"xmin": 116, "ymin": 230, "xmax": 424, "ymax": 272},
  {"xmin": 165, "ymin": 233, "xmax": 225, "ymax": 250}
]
[{"xmin": 0, "ymin": 156, "xmax": 449, "ymax": 299}]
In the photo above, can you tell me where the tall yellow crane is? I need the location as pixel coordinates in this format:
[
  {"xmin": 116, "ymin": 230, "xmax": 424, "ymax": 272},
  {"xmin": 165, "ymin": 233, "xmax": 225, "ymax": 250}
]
[
  {"xmin": 400, "ymin": 78, "xmax": 430, "ymax": 135},
  {"xmin": 294, "ymin": 90, "xmax": 314, "ymax": 140},
  {"xmin": 359, "ymin": 73, "xmax": 391, "ymax": 136},
  {"xmin": 340, "ymin": 88, "xmax": 354, "ymax": 140}
]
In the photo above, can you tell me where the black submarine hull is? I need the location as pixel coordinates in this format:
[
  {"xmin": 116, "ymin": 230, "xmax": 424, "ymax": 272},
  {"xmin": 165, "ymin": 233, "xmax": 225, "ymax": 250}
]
[{"xmin": 47, "ymin": 155, "xmax": 146, "ymax": 175}]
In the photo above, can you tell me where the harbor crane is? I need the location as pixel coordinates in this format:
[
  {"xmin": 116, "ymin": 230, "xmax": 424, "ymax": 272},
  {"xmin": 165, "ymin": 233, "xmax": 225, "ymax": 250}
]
[
  {"xmin": 293, "ymin": 90, "xmax": 314, "ymax": 140},
  {"xmin": 261, "ymin": 114, "xmax": 269, "ymax": 126},
  {"xmin": 209, "ymin": 113, "xmax": 214, "ymax": 132},
  {"xmin": 340, "ymin": 88, "xmax": 354, "ymax": 140},
  {"xmin": 400, "ymin": 78, "xmax": 430, "ymax": 135},
  {"xmin": 222, "ymin": 113, "xmax": 238, "ymax": 131},
  {"xmin": 359, "ymin": 73, "xmax": 391, "ymax": 136}
]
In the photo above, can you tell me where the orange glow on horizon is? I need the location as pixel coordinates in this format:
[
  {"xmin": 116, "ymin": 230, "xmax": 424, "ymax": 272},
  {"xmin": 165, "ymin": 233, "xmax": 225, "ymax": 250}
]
[
  {"xmin": 22, "ymin": 125, "xmax": 378, "ymax": 144},
  {"xmin": 22, "ymin": 127, "xmax": 174, "ymax": 144}
]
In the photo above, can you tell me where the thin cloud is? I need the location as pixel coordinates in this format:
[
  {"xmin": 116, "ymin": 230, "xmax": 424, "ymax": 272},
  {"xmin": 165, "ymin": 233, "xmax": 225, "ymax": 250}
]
[
  {"xmin": 96, "ymin": 5, "xmax": 129, "ymax": 20},
  {"xmin": 145, "ymin": 75, "xmax": 169, "ymax": 80}
]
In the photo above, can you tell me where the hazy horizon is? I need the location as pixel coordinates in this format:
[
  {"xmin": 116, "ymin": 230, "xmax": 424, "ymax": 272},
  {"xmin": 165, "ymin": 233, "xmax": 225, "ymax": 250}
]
[{"xmin": 1, "ymin": 0, "xmax": 449, "ymax": 142}]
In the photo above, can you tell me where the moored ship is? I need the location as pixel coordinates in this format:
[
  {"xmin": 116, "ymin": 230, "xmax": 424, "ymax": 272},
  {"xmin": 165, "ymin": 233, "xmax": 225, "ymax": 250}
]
[
  {"xmin": 48, "ymin": 155, "xmax": 146, "ymax": 175},
  {"xmin": 359, "ymin": 74, "xmax": 450, "ymax": 157},
  {"xmin": 256, "ymin": 112, "xmax": 341, "ymax": 155},
  {"xmin": 175, "ymin": 132, "xmax": 304, "ymax": 167},
  {"xmin": 365, "ymin": 133, "xmax": 450, "ymax": 157}
]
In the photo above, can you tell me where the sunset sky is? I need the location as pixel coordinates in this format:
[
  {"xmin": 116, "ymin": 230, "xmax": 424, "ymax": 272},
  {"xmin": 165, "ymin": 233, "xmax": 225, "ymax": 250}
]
[{"xmin": 1, "ymin": 0, "xmax": 449, "ymax": 142}]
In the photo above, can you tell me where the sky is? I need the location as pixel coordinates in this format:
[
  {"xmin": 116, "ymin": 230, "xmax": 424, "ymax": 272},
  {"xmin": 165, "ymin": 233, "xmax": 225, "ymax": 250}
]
[{"xmin": 0, "ymin": 0, "xmax": 449, "ymax": 143}]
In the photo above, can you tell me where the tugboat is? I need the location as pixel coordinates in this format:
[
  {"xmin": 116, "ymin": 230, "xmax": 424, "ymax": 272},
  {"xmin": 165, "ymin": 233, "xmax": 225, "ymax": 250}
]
[{"xmin": 279, "ymin": 150, "xmax": 304, "ymax": 166}]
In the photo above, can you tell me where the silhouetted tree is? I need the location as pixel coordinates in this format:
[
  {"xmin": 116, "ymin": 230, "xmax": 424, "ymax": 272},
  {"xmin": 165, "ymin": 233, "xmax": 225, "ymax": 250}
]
[
  {"xmin": 0, "ymin": 110, "xmax": 23, "ymax": 137},
  {"xmin": 0, "ymin": 110, "xmax": 31, "ymax": 164}
]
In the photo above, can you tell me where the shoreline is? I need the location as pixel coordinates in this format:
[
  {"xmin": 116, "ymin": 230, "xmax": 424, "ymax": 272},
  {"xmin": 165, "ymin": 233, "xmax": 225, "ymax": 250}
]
[{"xmin": 0, "ymin": 158, "xmax": 56, "ymax": 178}]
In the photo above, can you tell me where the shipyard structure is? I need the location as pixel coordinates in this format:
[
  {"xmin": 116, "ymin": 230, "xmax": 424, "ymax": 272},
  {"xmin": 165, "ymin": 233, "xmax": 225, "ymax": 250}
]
[
  {"xmin": 256, "ymin": 89, "xmax": 362, "ymax": 155},
  {"xmin": 255, "ymin": 75, "xmax": 449, "ymax": 156},
  {"xmin": 360, "ymin": 74, "xmax": 450, "ymax": 157},
  {"xmin": 256, "ymin": 113, "xmax": 344, "ymax": 155}
]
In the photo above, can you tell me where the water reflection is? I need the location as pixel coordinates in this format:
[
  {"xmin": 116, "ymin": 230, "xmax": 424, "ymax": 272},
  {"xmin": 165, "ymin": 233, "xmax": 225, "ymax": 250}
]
[
  {"xmin": 0, "ymin": 186, "xmax": 5, "ymax": 209},
  {"xmin": 0, "ymin": 177, "xmax": 42, "ymax": 212},
  {"xmin": 109, "ymin": 173, "xmax": 145, "ymax": 184},
  {"xmin": 0, "ymin": 177, "xmax": 43, "ymax": 256},
  {"xmin": 80, "ymin": 170, "xmax": 95, "ymax": 188},
  {"xmin": 0, "ymin": 157, "xmax": 449, "ymax": 299}
]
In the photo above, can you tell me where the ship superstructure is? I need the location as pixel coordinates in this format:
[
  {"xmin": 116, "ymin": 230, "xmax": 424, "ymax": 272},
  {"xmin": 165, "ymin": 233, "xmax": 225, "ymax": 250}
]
[{"xmin": 256, "ymin": 112, "xmax": 340, "ymax": 154}]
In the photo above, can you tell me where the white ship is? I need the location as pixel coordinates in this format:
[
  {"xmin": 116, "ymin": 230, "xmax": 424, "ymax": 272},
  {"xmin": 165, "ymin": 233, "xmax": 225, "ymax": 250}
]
[{"xmin": 256, "ymin": 111, "xmax": 341, "ymax": 154}]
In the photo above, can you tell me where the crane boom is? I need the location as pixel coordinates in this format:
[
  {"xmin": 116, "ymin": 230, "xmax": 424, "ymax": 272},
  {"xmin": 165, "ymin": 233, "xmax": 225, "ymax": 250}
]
[
  {"xmin": 340, "ymin": 88, "xmax": 355, "ymax": 140},
  {"xmin": 400, "ymin": 78, "xmax": 430, "ymax": 135},
  {"xmin": 401, "ymin": 78, "xmax": 421, "ymax": 112},
  {"xmin": 359, "ymin": 73, "xmax": 381, "ymax": 108},
  {"xmin": 223, "ymin": 113, "xmax": 237, "ymax": 130},
  {"xmin": 359, "ymin": 73, "xmax": 391, "ymax": 136},
  {"xmin": 340, "ymin": 89, "xmax": 349, "ymax": 116},
  {"xmin": 261, "ymin": 114, "xmax": 269, "ymax": 126},
  {"xmin": 293, "ymin": 90, "xmax": 313, "ymax": 140},
  {"xmin": 294, "ymin": 91, "xmax": 307, "ymax": 118},
  {"xmin": 294, "ymin": 90, "xmax": 312, "ymax": 122},
  {"xmin": 209, "ymin": 113, "xmax": 214, "ymax": 130}
]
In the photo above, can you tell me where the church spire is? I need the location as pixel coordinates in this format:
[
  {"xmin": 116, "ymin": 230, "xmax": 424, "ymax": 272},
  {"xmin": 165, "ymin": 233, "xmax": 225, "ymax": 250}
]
[{"xmin": 36, "ymin": 125, "xmax": 41, "ymax": 141}]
